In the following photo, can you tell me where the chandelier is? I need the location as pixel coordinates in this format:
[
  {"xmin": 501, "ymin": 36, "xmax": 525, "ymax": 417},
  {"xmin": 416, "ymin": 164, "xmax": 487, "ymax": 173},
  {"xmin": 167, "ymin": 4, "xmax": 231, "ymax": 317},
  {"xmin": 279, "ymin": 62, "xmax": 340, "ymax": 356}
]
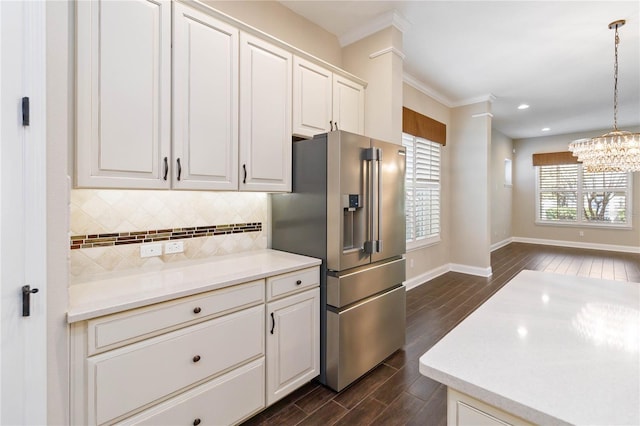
[{"xmin": 568, "ymin": 20, "xmax": 640, "ymax": 173}]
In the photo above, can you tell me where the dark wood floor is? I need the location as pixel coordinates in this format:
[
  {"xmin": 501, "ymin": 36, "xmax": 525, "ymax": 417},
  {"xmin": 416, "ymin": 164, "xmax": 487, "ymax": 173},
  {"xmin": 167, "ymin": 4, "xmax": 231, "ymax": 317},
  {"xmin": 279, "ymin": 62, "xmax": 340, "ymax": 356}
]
[{"xmin": 242, "ymin": 243, "xmax": 640, "ymax": 426}]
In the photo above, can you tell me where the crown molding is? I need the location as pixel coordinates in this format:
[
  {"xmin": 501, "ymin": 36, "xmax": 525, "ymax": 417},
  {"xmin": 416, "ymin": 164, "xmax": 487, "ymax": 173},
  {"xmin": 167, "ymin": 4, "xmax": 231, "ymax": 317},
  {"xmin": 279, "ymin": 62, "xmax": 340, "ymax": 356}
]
[
  {"xmin": 403, "ymin": 73, "xmax": 454, "ymax": 108},
  {"xmin": 472, "ymin": 112, "xmax": 494, "ymax": 118},
  {"xmin": 452, "ymin": 94, "xmax": 496, "ymax": 107},
  {"xmin": 339, "ymin": 10, "xmax": 411, "ymax": 47},
  {"xmin": 369, "ymin": 46, "xmax": 406, "ymax": 60},
  {"xmin": 403, "ymin": 73, "xmax": 497, "ymax": 109}
]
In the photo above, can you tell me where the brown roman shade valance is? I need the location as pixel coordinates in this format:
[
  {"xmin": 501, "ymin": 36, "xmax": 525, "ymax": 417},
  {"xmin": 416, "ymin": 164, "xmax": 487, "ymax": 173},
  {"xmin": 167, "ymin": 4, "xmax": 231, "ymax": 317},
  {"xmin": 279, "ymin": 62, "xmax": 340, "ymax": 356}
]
[
  {"xmin": 532, "ymin": 151, "xmax": 581, "ymax": 166},
  {"xmin": 402, "ymin": 107, "xmax": 446, "ymax": 146}
]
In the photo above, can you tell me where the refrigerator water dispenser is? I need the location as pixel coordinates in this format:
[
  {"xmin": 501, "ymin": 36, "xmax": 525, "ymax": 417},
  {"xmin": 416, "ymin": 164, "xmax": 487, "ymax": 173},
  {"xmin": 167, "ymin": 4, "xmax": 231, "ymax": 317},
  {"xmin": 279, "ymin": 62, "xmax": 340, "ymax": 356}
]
[{"xmin": 342, "ymin": 194, "xmax": 363, "ymax": 252}]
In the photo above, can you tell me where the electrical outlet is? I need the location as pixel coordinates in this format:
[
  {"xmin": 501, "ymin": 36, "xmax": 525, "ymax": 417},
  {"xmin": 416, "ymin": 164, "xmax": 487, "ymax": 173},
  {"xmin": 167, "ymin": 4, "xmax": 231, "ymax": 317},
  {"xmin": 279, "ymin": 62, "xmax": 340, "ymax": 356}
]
[
  {"xmin": 140, "ymin": 243, "xmax": 163, "ymax": 258},
  {"xmin": 579, "ymin": 230, "xmax": 584, "ymax": 237},
  {"xmin": 409, "ymin": 259, "xmax": 414, "ymax": 268},
  {"xmin": 165, "ymin": 241, "xmax": 184, "ymax": 254}
]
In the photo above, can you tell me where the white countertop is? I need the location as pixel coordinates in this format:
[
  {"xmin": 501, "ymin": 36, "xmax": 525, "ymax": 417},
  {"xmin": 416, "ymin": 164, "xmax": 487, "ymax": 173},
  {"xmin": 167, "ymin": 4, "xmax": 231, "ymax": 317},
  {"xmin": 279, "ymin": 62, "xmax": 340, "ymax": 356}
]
[
  {"xmin": 419, "ymin": 270, "xmax": 640, "ymax": 426},
  {"xmin": 67, "ymin": 249, "xmax": 321, "ymax": 323}
]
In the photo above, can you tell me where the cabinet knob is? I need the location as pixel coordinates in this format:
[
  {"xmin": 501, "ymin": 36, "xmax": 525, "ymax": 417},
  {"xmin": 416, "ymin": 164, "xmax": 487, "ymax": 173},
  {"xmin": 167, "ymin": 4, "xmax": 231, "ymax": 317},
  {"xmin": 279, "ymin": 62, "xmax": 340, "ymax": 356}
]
[
  {"xmin": 296, "ymin": 280, "xmax": 302, "ymax": 285},
  {"xmin": 193, "ymin": 418, "xmax": 201, "ymax": 426},
  {"xmin": 193, "ymin": 355, "xmax": 201, "ymax": 363},
  {"xmin": 193, "ymin": 306, "xmax": 202, "ymax": 314}
]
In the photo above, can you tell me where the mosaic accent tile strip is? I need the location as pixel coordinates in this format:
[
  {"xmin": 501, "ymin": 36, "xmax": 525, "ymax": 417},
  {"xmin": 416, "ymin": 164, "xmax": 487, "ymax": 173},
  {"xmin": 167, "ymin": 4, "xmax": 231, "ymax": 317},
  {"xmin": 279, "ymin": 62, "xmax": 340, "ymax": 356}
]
[{"xmin": 70, "ymin": 222, "xmax": 262, "ymax": 250}]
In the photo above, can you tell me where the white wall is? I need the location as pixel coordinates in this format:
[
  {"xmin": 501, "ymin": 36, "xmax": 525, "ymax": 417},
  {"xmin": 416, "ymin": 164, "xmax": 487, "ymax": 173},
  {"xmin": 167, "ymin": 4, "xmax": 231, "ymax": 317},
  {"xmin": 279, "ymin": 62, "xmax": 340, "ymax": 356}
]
[
  {"xmin": 342, "ymin": 26, "xmax": 403, "ymax": 144},
  {"xmin": 491, "ymin": 128, "xmax": 513, "ymax": 247},
  {"xmin": 46, "ymin": 1, "xmax": 71, "ymax": 424},
  {"xmin": 402, "ymin": 83, "xmax": 451, "ymax": 281},
  {"xmin": 205, "ymin": 1, "xmax": 342, "ymax": 67},
  {"xmin": 449, "ymin": 103, "xmax": 492, "ymax": 275},
  {"xmin": 513, "ymin": 127, "xmax": 640, "ymax": 250}
]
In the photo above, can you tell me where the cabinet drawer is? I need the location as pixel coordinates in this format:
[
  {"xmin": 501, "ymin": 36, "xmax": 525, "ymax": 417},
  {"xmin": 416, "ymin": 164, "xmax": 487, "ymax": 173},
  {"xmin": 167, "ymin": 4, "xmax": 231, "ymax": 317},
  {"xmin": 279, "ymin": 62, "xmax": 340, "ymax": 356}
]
[
  {"xmin": 87, "ymin": 280, "xmax": 264, "ymax": 355},
  {"xmin": 88, "ymin": 305, "xmax": 264, "ymax": 425},
  {"xmin": 267, "ymin": 267, "xmax": 319, "ymax": 301},
  {"xmin": 117, "ymin": 358, "xmax": 265, "ymax": 426}
]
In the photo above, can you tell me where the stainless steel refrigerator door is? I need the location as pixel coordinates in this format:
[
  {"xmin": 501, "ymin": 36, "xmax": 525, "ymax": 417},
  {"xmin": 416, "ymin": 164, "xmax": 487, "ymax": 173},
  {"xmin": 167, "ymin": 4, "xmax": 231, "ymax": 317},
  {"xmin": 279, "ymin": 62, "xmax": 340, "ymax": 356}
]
[
  {"xmin": 326, "ymin": 257, "xmax": 405, "ymax": 308},
  {"xmin": 325, "ymin": 285, "xmax": 406, "ymax": 391},
  {"xmin": 371, "ymin": 139, "xmax": 406, "ymax": 264},
  {"xmin": 326, "ymin": 131, "xmax": 372, "ymax": 272}
]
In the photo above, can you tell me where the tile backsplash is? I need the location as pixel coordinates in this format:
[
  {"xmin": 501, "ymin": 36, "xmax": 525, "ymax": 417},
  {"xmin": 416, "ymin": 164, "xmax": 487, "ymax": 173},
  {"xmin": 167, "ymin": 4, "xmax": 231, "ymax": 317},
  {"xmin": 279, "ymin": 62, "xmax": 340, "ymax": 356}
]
[{"xmin": 70, "ymin": 190, "xmax": 268, "ymax": 281}]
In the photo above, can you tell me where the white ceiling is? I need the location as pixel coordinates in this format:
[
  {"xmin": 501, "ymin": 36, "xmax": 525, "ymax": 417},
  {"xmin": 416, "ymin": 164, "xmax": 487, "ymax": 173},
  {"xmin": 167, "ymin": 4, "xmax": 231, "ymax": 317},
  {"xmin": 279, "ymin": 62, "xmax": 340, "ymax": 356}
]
[{"xmin": 280, "ymin": 1, "xmax": 640, "ymax": 140}]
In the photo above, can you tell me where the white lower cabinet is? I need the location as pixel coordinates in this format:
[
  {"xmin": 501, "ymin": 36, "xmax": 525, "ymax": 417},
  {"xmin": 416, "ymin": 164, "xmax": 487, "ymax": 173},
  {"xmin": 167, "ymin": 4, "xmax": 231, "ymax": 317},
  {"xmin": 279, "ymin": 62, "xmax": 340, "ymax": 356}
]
[
  {"xmin": 117, "ymin": 358, "xmax": 265, "ymax": 426},
  {"xmin": 448, "ymin": 389, "xmax": 534, "ymax": 426},
  {"xmin": 71, "ymin": 266, "xmax": 320, "ymax": 425},
  {"xmin": 266, "ymin": 287, "xmax": 320, "ymax": 405}
]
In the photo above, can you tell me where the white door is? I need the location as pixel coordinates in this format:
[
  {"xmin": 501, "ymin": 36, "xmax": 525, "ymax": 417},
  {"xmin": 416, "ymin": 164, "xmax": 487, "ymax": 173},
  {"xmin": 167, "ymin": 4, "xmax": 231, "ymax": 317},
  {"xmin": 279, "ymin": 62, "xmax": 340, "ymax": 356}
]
[
  {"xmin": 239, "ymin": 33, "xmax": 292, "ymax": 192},
  {"xmin": 173, "ymin": 2, "xmax": 239, "ymax": 190},
  {"xmin": 0, "ymin": 1, "xmax": 48, "ymax": 424},
  {"xmin": 332, "ymin": 74, "xmax": 365, "ymax": 135},
  {"xmin": 266, "ymin": 288, "xmax": 319, "ymax": 406},
  {"xmin": 292, "ymin": 56, "xmax": 332, "ymax": 138},
  {"xmin": 75, "ymin": 0, "xmax": 171, "ymax": 189}
]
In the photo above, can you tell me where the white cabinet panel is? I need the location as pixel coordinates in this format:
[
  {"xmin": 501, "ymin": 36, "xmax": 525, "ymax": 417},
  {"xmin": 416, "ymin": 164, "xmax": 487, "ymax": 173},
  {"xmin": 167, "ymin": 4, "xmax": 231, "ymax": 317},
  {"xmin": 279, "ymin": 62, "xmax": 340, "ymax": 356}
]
[
  {"xmin": 239, "ymin": 33, "xmax": 292, "ymax": 192},
  {"xmin": 88, "ymin": 305, "xmax": 264, "ymax": 425},
  {"xmin": 332, "ymin": 74, "xmax": 365, "ymax": 135},
  {"xmin": 118, "ymin": 358, "xmax": 265, "ymax": 426},
  {"xmin": 87, "ymin": 280, "xmax": 264, "ymax": 355},
  {"xmin": 293, "ymin": 57, "xmax": 332, "ymax": 138},
  {"xmin": 266, "ymin": 288, "xmax": 320, "ymax": 406},
  {"xmin": 173, "ymin": 3, "xmax": 239, "ymax": 190},
  {"xmin": 76, "ymin": 0, "xmax": 171, "ymax": 189},
  {"xmin": 266, "ymin": 266, "xmax": 319, "ymax": 302},
  {"xmin": 448, "ymin": 389, "xmax": 535, "ymax": 426}
]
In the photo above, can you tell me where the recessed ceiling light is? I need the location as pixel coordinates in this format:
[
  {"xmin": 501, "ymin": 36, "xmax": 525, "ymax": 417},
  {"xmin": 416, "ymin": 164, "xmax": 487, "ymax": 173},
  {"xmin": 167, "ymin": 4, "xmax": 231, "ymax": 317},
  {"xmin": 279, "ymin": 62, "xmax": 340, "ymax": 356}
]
[
  {"xmin": 517, "ymin": 104, "xmax": 530, "ymax": 110},
  {"xmin": 541, "ymin": 127, "xmax": 551, "ymax": 132}
]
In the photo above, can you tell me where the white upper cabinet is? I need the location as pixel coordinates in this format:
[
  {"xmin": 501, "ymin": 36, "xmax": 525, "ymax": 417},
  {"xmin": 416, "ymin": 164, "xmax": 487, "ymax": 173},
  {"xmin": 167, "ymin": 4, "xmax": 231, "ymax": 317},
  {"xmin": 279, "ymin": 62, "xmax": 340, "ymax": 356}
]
[
  {"xmin": 292, "ymin": 57, "xmax": 333, "ymax": 137},
  {"xmin": 332, "ymin": 74, "xmax": 365, "ymax": 135},
  {"xmin": 172, "ymin": 3, "xmax": 239, "ymax": 190},
  {"xmin": 239, "ymin": 33, "xmax": 292, "ymax": 192},
  {"xmin": 76, "ymin": 0, "xmax": 171, "ymax": 189},
  {"xmin": 76, "ymin": 1, "xmax": 363, "ymax": 192},
  {"xmin": 293, "ymin": 56, "xmax": 366, "ymax": 138}
]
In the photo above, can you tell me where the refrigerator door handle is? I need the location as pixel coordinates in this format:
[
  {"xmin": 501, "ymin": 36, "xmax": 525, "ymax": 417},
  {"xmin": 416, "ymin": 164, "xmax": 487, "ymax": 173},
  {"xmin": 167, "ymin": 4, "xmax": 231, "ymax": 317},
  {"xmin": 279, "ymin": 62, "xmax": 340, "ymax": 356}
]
[
  {"xmin": 363, "ymin": 148, "xmax": 378, "ymax": 254},
  {"xmin": 375, "ymin": 148, "xmax": 383, "ymax": 253}
]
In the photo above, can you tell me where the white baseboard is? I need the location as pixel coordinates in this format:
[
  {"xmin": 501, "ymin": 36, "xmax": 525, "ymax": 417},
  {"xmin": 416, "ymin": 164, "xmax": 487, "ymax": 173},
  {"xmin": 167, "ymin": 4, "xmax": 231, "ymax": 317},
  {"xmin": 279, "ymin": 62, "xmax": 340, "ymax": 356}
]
[
  {"xmin": 403, "ymin": 264, "xmax": 450, "ymax": 291},
  {"xmin": 491, "ymin": 237, "xmax": 513, "ymax": 252},
  {"xmin": 512, "ymin": 237, "xmax": 640, "ymax": 254},
  {"xmin": 450, "ymin": 263, "xmax": 493, "ymax": 277},
  {"xmin": 404, "ymin": 262, "xmax": 494, "ymax": 291}
]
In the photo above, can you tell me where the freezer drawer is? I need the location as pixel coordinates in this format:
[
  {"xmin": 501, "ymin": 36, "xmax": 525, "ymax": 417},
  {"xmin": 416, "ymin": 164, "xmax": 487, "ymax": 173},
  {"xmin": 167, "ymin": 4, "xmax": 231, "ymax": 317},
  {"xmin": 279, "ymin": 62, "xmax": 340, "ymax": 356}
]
[
  {"xmin": 326, "ymin": 258, "xmax": 405, "ymax": 308},
  {"xmin": 325, "ymin": 285, "xmax": 406, "ymax": 391}
]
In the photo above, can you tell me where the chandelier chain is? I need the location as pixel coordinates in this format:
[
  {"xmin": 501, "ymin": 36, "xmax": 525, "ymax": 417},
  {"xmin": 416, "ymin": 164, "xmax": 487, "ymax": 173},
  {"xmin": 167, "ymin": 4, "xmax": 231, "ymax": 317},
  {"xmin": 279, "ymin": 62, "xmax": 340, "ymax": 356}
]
[{"xmin": 613, "ymin": 26, "xmax": 619, "ymax": 131}]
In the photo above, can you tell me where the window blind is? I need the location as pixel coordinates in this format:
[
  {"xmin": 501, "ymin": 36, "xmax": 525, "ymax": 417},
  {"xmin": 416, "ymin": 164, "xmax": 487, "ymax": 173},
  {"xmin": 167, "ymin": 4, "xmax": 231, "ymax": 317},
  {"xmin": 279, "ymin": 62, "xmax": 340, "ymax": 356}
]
[
  {"xmin": 536, "ymin": 164, "xmax": 631, "ymax": 226},
  {"xmin": 403, "ymin": 133, "xmax": 441, "ymax": 244}
]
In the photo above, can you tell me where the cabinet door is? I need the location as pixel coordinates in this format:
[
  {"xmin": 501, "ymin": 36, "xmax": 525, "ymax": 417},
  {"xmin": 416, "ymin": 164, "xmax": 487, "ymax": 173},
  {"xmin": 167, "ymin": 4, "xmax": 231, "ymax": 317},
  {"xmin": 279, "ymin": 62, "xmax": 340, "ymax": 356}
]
[
  {"xmin": 292, "ymin": 57, "xmax": 332, "ymax": 138},
  {"xmin": 239, "ymin": 33, "xmax": 292, "ymax": 192},
  {"xmin": 332, "ymin": 74, "xmax": 365, "ymax": 135},
  {"xmin": 172, "ymin": 3, "xmax": 239, "ymax": 190},
  {"xmin": 76, "ymin": 0, "xmax": 171, "ymax": 189},
  {"xmin": 266, "ymin": 287, "xmax": 319, "ymax": 406}
]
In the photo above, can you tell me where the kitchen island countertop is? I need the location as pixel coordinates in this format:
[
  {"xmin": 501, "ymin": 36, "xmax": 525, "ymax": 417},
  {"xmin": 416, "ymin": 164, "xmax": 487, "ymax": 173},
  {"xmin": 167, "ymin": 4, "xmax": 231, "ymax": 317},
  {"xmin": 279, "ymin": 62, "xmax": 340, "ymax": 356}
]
[
  {"xmin": 68, "ymin": 249, "xmax": 321, "ymax": 323},
  {"xmin": 419, "ymin": 270, "xmax": 640, "ymax": 425}
]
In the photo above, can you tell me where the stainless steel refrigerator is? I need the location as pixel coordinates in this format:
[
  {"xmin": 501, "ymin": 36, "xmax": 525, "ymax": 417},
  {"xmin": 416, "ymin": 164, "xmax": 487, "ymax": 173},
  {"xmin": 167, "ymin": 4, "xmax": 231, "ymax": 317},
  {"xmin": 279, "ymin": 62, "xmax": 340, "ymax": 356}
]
[{"xmin": 271, "ymin": 130, "xmax": 406, "ymax": 392}]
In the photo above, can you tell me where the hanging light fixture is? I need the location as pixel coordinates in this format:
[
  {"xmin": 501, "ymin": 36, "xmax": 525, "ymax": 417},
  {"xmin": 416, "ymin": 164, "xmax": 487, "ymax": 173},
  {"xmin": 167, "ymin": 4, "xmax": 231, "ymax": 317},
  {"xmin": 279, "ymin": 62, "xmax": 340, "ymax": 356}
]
[{"xmin": 568, "ymin": 19, "xmax": 640, "ymax": 173}]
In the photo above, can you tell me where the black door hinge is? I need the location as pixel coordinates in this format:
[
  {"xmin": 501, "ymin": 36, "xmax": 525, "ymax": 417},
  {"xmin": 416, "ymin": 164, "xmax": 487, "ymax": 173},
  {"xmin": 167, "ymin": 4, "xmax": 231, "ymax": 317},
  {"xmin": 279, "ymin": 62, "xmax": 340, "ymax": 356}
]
[{"xmin": 22, "ymin": 97, "xmax": 29, "ymax": 126}]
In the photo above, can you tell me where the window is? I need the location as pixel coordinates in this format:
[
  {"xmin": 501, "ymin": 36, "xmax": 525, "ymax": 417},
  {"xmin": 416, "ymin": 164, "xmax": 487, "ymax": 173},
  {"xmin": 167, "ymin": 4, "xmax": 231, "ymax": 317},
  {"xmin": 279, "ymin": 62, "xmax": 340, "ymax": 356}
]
[
  {"xmin": 504, "ymin": 159, "xmax": 512, "ymax": 187},
  {"xmin": 403, "ymin": 132, "xmax": 441, "ymax": 248},
  {"xmin": 536, "ymin": 163, "xmax": 631, "ymax": 227}
]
